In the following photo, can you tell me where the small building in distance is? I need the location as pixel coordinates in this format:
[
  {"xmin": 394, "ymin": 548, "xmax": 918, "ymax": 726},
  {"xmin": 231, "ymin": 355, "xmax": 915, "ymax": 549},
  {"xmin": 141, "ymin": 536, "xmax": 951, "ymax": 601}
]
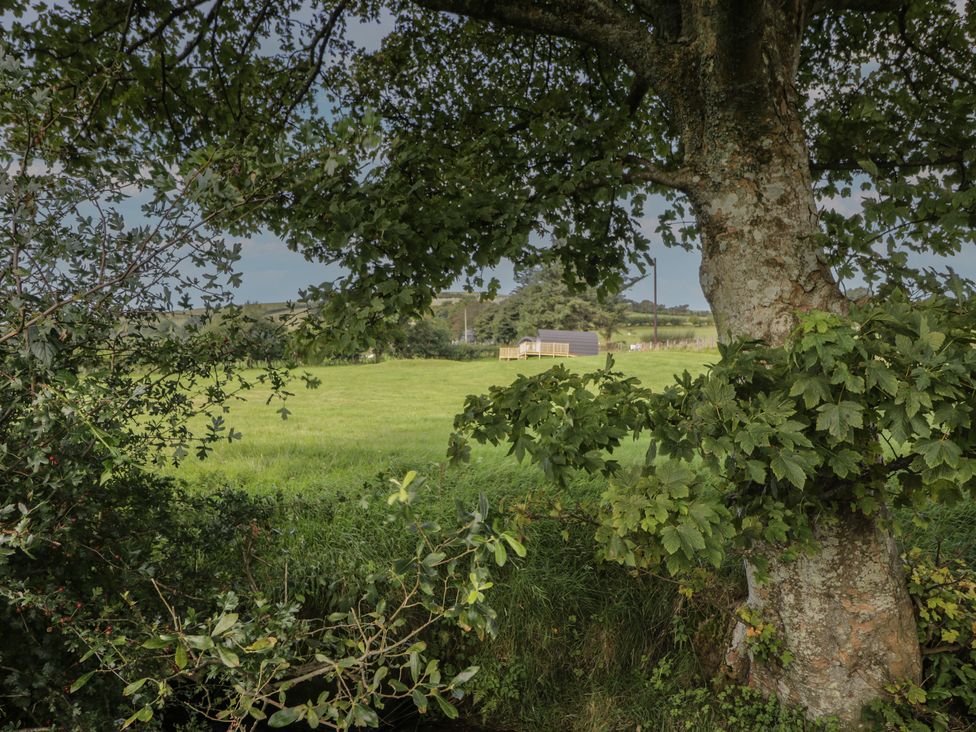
[
  {"xmin": 498, "ymin": 329, "xmax": 599, "ymax": 360},
  {"xmin": 534, "ymin": 329, "xmax": 599, "ymax": 356}
]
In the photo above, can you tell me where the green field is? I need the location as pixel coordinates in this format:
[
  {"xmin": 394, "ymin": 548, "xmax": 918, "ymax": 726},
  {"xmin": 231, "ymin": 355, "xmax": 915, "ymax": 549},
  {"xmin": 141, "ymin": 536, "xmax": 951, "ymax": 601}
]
[
  {"xmin": 169, "ymin": 351, "xmax": 716, "ymax": 495},
  {"xmin": 614, "ymin": 324, "xmax": 717, "ymax": 346},
  {"xmin": 159, "ymin": 350, "xmax": 976, "ymax": 731}
]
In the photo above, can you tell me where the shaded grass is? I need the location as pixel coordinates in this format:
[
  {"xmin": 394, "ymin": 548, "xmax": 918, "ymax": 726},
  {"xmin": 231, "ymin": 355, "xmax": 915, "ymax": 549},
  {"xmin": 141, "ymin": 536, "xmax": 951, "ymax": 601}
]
[{"xmin": 161, "ymin": 351, "xmax": 976, "ymax": 731}]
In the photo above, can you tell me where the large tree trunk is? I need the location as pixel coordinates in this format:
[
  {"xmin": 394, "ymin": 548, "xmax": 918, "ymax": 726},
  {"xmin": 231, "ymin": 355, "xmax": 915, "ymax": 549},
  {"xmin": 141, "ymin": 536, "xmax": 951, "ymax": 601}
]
[
  {"xmin": 738, "ymin": 514, "xmax": 922, "ymax": 724},
  {"xmin": 688, "ymin": 117, "xmax": 844, "ymax": 344},
  {"xmin": 677, "ymin": 14, "xmax": 923, "ymax": 721},
  {"xmin": 689, "ymin": 135, "xmax": 924, "ymax": 724}
]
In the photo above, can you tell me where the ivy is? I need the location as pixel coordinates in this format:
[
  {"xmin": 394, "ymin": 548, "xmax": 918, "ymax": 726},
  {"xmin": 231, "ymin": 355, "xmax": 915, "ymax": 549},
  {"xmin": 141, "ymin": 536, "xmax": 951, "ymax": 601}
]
[
  {"xmin": 866, "ymin": 549, "xmax": 976, "ymax": 730},
  {"xmin": 453, "ymin": 291, "xmax": 976, "ymax": 575}
]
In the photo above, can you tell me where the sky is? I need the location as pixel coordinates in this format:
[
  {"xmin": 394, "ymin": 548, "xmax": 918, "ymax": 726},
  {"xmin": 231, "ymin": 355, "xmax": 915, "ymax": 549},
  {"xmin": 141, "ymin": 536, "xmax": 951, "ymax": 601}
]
[{"xmin": 227, "ymin": 215, "xmax": 709, "ymax": 309}]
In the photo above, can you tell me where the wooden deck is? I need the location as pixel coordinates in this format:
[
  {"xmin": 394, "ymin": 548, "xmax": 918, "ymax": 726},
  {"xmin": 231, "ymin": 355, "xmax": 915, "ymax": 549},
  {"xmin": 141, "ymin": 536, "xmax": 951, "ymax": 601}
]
[{"xmin": 499, "ymin": 342, "xmax": 571, "ymax": 360}]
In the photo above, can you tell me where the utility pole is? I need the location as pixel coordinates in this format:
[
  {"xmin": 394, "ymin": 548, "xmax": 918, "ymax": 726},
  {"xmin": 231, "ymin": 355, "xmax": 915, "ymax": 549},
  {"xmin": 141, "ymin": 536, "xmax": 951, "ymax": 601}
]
[
  {"xmin": 651, "ymin": 258, "xmax": 658, "ymax": 349},
  {"xmin": 463, "ymin": 306, "xmax": 468, "ymax": 343}
]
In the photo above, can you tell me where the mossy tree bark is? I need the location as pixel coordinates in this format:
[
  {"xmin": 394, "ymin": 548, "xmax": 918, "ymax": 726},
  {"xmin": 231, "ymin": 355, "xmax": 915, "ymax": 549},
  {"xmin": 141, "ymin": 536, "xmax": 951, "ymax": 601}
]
[
  {"xmin": 738, "ymin": 515, "xmax": 922, "ymax": 725},
  {"xmin": 667, "ymin": 4, "xmax": 923, "ymax": 726}
]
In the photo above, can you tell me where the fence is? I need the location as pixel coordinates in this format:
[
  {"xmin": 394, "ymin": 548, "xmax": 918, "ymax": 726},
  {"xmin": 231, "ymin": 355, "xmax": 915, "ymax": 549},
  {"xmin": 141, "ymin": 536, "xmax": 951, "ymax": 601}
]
[
  {"xmin": 627, "ymin": 337, "xmax": 718, "ymax": 352},
  {"xmin": 499, "ymin": 341, "xmax": 571, "ymax": 360}
]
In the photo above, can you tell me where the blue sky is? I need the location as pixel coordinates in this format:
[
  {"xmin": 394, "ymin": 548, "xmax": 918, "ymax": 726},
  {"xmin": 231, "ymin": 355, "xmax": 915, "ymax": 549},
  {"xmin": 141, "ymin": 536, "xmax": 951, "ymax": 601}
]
[
  {"xmin": 228, "ymin": 218, "xmax": 710, "ymax": 309},
  {"xmin": 227, "ymin": 221, "xmax": 976, "ymax": 310}
]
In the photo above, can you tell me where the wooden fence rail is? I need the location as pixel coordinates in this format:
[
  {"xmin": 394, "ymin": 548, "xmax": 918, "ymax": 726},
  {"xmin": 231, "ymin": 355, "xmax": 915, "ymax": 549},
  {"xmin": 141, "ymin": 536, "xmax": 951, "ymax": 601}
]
[{"xmin": 499, "ymin": 342, "xmax": 571, "ymax": 360}]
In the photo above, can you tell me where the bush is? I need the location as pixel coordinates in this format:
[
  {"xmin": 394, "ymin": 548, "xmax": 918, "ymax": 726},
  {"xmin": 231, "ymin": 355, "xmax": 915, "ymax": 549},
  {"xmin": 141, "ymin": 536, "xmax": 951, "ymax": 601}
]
[
  {"xmin": 451, "ymin": 342, "xmax": 499, "ymax": 360},
  {"xmin": 0, "ymin": 55, "xmax": 501, "ymax": 728},
  {"xmin": 1, "ymin": 467, "xmax": 508, "ymax": 730},
  {"xmin": 865, "ymin": 547, "xmax": 976, "ymax": 730},
  {"xmin": 388, "ymin": 320, "xmax": 496, "ymax": 360},
  {"xmin": 390, "ymin": 318, "xmax": 456, "ymax": 358}
]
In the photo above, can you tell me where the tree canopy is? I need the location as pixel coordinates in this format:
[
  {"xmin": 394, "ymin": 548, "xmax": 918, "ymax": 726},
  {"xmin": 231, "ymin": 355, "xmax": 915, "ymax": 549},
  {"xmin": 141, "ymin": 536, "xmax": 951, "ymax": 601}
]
[
  {"xmin": 5, "ymin": 0, "xmax": 972, "ymax": 341},
  {"xmin": 3, "ymin": 0, "xmax": 976, "ymax": 726}
]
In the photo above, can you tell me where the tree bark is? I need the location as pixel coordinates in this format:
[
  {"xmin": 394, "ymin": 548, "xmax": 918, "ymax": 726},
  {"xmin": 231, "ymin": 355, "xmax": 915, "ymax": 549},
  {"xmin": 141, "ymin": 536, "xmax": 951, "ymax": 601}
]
[
  {"xmin": 688, "ymin": 120, "xmax": 846, "ymax": 344},
  {"xmin": 731, "ymin": 514, "xmax": 922, "ymax": 726},
  {"xmin": 675, "ymin": 16, "xmax": 923, "ymax": 723}
]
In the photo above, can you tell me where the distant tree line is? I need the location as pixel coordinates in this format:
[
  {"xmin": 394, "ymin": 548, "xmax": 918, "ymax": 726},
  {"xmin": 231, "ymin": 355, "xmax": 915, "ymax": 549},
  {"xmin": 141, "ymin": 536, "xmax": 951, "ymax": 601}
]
[
  {"xmin": 154, "ymin": 267, "xmax": 715, "ymax": 364},
  {"xmin": 467, "ymin": 266, "xmax": 629, "ymax": 346}
]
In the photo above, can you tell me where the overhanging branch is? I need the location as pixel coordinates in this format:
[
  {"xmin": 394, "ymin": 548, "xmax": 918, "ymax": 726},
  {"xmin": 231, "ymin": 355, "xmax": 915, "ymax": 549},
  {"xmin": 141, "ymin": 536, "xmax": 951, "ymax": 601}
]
[
  {"xmin": 809, "ymin": 0, "xmax": 903, "ymax": 14},
  {"xmin": 410, "ymin": 0, "xmax": 666, "ymax": 80},
  {"xmin": 624, "ymin": 155, "xmax": 693, "ymax": 191}
]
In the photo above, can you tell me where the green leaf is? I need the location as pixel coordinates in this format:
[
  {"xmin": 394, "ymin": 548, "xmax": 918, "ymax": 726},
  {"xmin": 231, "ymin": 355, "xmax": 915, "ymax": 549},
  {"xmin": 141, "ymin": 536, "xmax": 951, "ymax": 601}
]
[
  {"xmin": 704, "ymin": 545, "xmax": 724, "ymax": 569},
  {"xmin": 141, "ymin": 635, "xmax": 174, "ymax": 649},
  {"xmin": 411, "ymin": 689, "xmax": 428, "ymax": 714},
  {"xmin": 449, "ymin": 665, "xmax": 480, "ymax": 687},
  {"xmin": 906, "ymin": 685, "xmax": 927, "ymax": 705},
  {"xmin": 432, "ymin": 691, "xmax": 460, "ymax": 719},
  {"xmin": 121, "ymin": 705, "xmax": 153, "ymax": 729},
  {"xmin": 815, "ymin": 401, "xmax": 864, "ymax": 440},
  {"xmin": 789, "ymin": 375, "xmax": 831, "ymax": 409},
  {"xmin": 828, "ymin": 449, "xmax": 861, "ymax": 479},
  {"xmin": 770, "ymin": 452, "xmax": 807, "ymax": 489},
  {"xmin": 676, "ymin": 523, "xmax": 706, "ymax": 557},
  {"xmin": 865, "ymin": 360, "xmax": 899, "ymax": 396},
  {"xmin": 409, "ymin": 651, "xmax": 421, "ymax": 682},
  {"xmin": 914, "ymin": 437, "xmax": 963, "ymax": 469},
  {"xmin": 502, "ymin": 533, "xmax": 527, "ymax": 557},
  {"xmin": 123, "ymin": 677, "xmax": 149, "ymax": 696},
  {"xmin": 745, "ymin": 460, "xmax": 767, "ymax": 485},
  {"xmin": 422, "ymin": 551, "xmax": 447, "ymax": 566},
  {"xmin": 69, "ymin": 670, "xmax": 95, "ymax": 693},
  {"xmin": 268, "ymin": 707, "xmax": 302, "ymax": 728},
  {"xmin": 660, "ymin": 525, "xmax": 681, "ymax": 555},
  {"xmin": 212, "ymin": 612, "xmax": 238, "ymax": 637},
  {"xmin": 857, "ymin": 158, "xmax": 879, "ymax": 177},
  {"xmin": 174, "ymin": 644, "xmax": 188, "ymax": 670},
  {"xmin": 184, "ymin": 634, "xmax": 214, "ymax": 650},
  {"xmin": 493, "ymin": 541, "xmax": 507, "ymax": 566},
  {"xmin": 216, "ymin": 645, "xmax": 240, "ymax": 668},
  {"xmin": 244, "ymin": 636, "xmax": 277, "ymax": 653},
  {"xmin": 352, "ymin": 704, "xmax": 379, "ymax": 727}
]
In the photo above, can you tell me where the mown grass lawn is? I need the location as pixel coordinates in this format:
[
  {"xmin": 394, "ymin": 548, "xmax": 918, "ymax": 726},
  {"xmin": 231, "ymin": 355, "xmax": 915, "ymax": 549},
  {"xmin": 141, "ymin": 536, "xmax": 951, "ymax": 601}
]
[{"xmin": 167, "ymin": 351, "xmax": 715, "ymax": 495}]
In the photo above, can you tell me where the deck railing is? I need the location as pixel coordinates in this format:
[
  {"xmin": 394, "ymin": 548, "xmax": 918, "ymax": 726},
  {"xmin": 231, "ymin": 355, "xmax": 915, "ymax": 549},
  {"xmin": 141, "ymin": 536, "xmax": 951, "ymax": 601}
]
[{"xmin": 499, "ymin": 342, "xmax": 571, "ymax": 360}]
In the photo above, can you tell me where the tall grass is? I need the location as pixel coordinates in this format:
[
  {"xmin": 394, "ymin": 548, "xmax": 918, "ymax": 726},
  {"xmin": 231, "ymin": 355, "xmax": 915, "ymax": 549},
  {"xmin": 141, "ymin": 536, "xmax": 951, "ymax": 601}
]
[
  {"xmin": 161, "ymin": 351, "xmax": 976, "ymax": 731},
  {"xmin": 162, "ymin": 352, "xmax": 727, "ymax": 729}
]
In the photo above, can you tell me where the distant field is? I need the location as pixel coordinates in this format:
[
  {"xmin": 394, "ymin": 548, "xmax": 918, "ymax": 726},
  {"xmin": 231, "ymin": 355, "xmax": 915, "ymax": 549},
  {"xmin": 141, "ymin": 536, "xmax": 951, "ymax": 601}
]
[
  {"xmin": 614, "ymin": 324, "xmax": 717, "ymax": 346},
  {"xmin": 166, "ymin": 351, "xmax": 715, "ymax": 495}
]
